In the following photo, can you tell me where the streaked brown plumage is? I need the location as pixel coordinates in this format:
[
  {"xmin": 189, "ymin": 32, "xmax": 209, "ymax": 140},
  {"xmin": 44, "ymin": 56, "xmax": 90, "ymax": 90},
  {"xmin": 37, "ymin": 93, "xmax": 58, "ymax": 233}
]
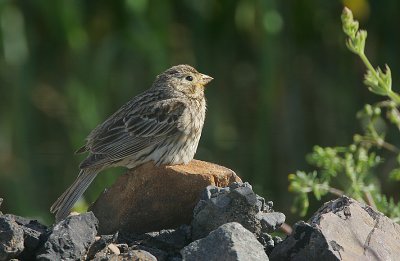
[{"xmin": 51, "ymin": 64, "xmax": 213, "ymax": 222}]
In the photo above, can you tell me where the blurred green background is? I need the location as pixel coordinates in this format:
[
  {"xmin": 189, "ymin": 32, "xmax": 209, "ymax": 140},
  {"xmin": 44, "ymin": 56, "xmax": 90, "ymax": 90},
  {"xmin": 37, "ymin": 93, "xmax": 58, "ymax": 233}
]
[{"xmin": 0, "ymin": 0, "xmax": 399, "ymax": 225}]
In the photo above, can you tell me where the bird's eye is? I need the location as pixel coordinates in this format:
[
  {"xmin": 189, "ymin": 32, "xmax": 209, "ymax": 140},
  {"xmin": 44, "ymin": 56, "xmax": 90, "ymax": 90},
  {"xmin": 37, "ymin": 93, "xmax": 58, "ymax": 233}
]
[{"xmin": 185, "ymin": 75, "xmax": 193, "ymax": 81}]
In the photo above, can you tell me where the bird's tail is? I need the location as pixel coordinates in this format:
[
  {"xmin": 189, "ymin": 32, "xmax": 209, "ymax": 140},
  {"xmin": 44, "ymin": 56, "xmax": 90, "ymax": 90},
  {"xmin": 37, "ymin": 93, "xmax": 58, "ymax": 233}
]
[{"xmin": 50, "ymin": 168, "xmax": 100, "ymax": 222}]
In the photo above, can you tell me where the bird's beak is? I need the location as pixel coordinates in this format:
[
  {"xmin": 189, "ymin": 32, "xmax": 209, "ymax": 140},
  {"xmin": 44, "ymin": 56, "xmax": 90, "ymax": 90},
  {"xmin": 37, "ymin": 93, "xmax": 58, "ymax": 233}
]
[{"xmin": 200, "ymin": 74, "xmax": 213, "ymax": 86}]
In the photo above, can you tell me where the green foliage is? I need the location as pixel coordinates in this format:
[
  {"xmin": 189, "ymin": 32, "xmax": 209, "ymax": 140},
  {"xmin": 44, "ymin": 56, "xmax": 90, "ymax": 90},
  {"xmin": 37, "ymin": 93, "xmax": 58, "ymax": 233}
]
[
  {"xmin": 375, "ymin": 194, "xmax": 400, "ymax": 222},
  {"xmin": 289, "ymin": 7, "xmax": 400, "ymax": 221}
]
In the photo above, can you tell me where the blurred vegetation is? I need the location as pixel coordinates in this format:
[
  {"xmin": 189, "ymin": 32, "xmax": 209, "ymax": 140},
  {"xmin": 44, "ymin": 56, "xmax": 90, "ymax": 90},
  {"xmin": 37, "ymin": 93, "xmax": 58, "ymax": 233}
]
[
  {"xmin": 289, "ymin": 7, "xmax": 400, "ymax": 222},
  {"xmin": 0, "ymin": 0, "xmax": 399, "ymax": 225}
]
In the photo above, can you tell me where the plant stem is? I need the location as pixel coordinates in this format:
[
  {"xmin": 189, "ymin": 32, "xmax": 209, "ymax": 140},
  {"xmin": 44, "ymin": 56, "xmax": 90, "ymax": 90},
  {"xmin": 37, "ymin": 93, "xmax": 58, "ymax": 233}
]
[
  {"xmin": 364, "ymin": 190, "xmax": 377, "ymax": 209},
  {"xmin": 361, "ymin": 136, "xmax": 400, "ymax": 153},
  {"xmin": 388, "ymin": 90, "xmax": 400, "ymax": 105},
  {"xmin": 328, "ymin": 187, "xmax": 344, "ymax": 197}
]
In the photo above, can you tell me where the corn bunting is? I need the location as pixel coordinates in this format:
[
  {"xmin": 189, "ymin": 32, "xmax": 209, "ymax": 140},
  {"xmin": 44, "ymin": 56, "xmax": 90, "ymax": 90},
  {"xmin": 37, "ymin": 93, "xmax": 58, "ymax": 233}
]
[{"xmin": 51, "ymin": 64, "xmax": 213, "ymax": 222}]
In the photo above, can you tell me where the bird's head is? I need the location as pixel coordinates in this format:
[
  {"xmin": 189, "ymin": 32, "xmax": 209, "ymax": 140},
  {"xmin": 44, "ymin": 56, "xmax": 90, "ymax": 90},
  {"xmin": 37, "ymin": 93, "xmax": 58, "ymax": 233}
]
[{"xmin": 153, "ymin": 64, "xmax": 213, "ymax": 98}]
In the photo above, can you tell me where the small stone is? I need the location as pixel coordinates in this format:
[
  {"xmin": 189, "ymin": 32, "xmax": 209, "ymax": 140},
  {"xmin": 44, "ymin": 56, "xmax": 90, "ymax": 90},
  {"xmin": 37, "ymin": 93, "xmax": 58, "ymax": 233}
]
[
  {"xmin": 124, "ymin": 249, "xmax": 157, "ymax": 261},
  {"xmin": 273, "ymin": 236, "xmax": 282, "ymax": 245},
  {"xmin": 107, "ymin": 244, "xmax": 120, "ymax": 255},
  {"xmin": 181, "ymin": 222, "xmax": 268, "ymax": 261},
  {"xmin": 133, "ymin": 246, "xmax": 167, "ymax": 261},
  {"xmin": 90, "ymin": 160, "xmax": 241, "ymax": 234},
  {"xmin": 258, "ymin": 212, "xmax": 286, "ymax": 232},
  {"xmin": 116, "ymin": 243, "xmax": 129, "ymax": 253},
  {"xmin": 36, "ymin": 212, "xmax": 98, "ymax": 260}
]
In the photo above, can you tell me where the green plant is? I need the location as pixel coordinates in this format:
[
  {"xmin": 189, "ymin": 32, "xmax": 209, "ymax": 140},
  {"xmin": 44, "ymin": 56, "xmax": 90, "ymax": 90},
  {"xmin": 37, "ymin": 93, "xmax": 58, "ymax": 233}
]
[{"xmin": 289, "ymin": 7, "xmax": 400, "ymax": 222}]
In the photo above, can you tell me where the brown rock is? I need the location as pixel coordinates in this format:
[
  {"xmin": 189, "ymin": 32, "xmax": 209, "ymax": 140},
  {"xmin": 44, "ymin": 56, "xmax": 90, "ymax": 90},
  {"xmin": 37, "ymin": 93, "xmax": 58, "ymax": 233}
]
[
  {"xmin": 89, "ymin": 160, "xmax": 241, "ymax": 234},
  {"xmin": 270, "ymin": 196, "xmax": 400, "ymax": 261}
]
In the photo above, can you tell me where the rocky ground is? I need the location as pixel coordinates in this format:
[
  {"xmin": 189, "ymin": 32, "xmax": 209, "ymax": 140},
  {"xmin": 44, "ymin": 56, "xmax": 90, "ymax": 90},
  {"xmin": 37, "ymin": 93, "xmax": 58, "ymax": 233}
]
[
  {"xmin": 1, "ymin": 182, "xmax": 284, "ymax": 260},
  {"xmin": 1, "ymin": 161, "xmax": 400, "ymax": 260}
]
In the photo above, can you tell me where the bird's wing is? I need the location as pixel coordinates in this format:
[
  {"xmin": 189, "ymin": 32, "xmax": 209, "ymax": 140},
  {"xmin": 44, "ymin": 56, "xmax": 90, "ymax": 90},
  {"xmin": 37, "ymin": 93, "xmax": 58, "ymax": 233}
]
[{"xmin": 79, "ymin": 99, "xmax": 186, "ymax": 168}]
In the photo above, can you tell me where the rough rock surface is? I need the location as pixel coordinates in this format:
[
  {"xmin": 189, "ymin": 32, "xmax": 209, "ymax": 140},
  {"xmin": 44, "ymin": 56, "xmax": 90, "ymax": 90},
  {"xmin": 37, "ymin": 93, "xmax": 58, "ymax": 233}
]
[
  {"xmin": 36, "ymin": 212, "xmax": 98, "ymax": 260},
  {"xmin": 270, "ymin": 196, "xmax": 400, "ymax": 261},
  {"xmin": 0, "ymin": 214, "xmax": 47, "ymax": 261},
  {"xmin": 87, "ymin": 224, "xmax": 192, "ymax": 260},
  {"xmin": 10, "ymin": 215, "xmax": 47, "ymax": 260},
  {"xmin": 120, "ymin": 249, "xmax": 157, "ymax": 261},
  {"xmin": 0, "ymin": 215, "xmax": 24, "ymax": 261},
  {"xmin": 181, "ymin": 222, "xmax": 269, "ymax": 261},
  {"xmin": 92, "ymin": 248, "xmax": 158, "ymax": 261},
  {"xmin": 191, "ymin": 182, "xmax": 285, "ymax": 240},
  {"xmin": 4, "ymin": 186, "xmax": 400, "ymax": 260},
  {"xmin": 90, "ymin": 159, "xmax": 241, "ymax": 234}
]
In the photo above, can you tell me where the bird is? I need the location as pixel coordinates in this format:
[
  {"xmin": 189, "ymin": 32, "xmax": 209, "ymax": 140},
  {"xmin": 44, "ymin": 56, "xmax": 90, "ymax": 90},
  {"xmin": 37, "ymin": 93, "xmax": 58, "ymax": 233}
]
[{"xmin": 50, "ymin": 64, "xmax": 213, "ymax": 222}]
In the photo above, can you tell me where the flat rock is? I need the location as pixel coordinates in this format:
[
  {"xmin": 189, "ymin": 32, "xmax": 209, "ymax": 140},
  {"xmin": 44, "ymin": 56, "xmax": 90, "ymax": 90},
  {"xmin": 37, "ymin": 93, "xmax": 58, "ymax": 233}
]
[
  {"xmin": 181, "ymin": 222, "xmax": 269, "ymax": 261},
  {"xmin": 90, "ymin": 160, "xmax": 241, "ymax": 234},
  {"xmin": 36, "ymin": 212, "xmax": 98, "ymax": 260},
  {"xmin": 270, "ymin": 196, "xmax": 400, "ymax": 261}
]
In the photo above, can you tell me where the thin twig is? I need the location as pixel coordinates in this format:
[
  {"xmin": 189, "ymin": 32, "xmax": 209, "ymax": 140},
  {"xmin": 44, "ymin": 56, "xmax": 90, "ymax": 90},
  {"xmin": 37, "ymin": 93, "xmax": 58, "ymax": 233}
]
[
  {"xmin": 364, "ymin": 190, "xmax": 377, "ymax": 209},
  {"xmin": 328, "ymin": 187, "xmax": 344, "ymax": 197},
  {"xmin": 360, "ymin": 136, "xmax": 400, "ymax": 153}
]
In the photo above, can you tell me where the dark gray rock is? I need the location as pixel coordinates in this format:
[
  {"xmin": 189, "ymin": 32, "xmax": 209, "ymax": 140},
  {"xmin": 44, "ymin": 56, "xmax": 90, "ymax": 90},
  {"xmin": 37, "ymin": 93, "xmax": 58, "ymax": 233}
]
[
  {"xmin": 270, "ymin": 196, "xmax": 400, "ymax": 261},
  {"xmin": 258, "ymin": 212, "xmax": 286, "ymax": 233},
  {"xmin": 258, "ymin": 233, "xmax": 283, "ymax": 255},
  {"xmin": 192, "ymin": 182, "xmax": 285, "ymax": 240},
  {"xmin": 9, "ymin": 214, "xmax": 47, "ymax": 260},
  {"xmin": 181, "ymin": 222, "xmax": 268, "ymax": 261},
  {"xmin": 269, "ymin": 221, "xmax": 331, "ymax": 261},
  {"xmin": 144, "ymin": 225, "xmax": 191, "ymax": 252},
  {"xmin": 0, "ymin": 215, "xmax": 24, "ymax": 261},
  {"xmin": 113, "ymin": 225, "xmax": 190, "ymax": 260},
  {"xmin": 0, "ymin": 214, "xmax": 47, "ymax": 260},
  {"xmin": 36, "ymin": 212, "xmax": 98, "ymax": 260}
]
